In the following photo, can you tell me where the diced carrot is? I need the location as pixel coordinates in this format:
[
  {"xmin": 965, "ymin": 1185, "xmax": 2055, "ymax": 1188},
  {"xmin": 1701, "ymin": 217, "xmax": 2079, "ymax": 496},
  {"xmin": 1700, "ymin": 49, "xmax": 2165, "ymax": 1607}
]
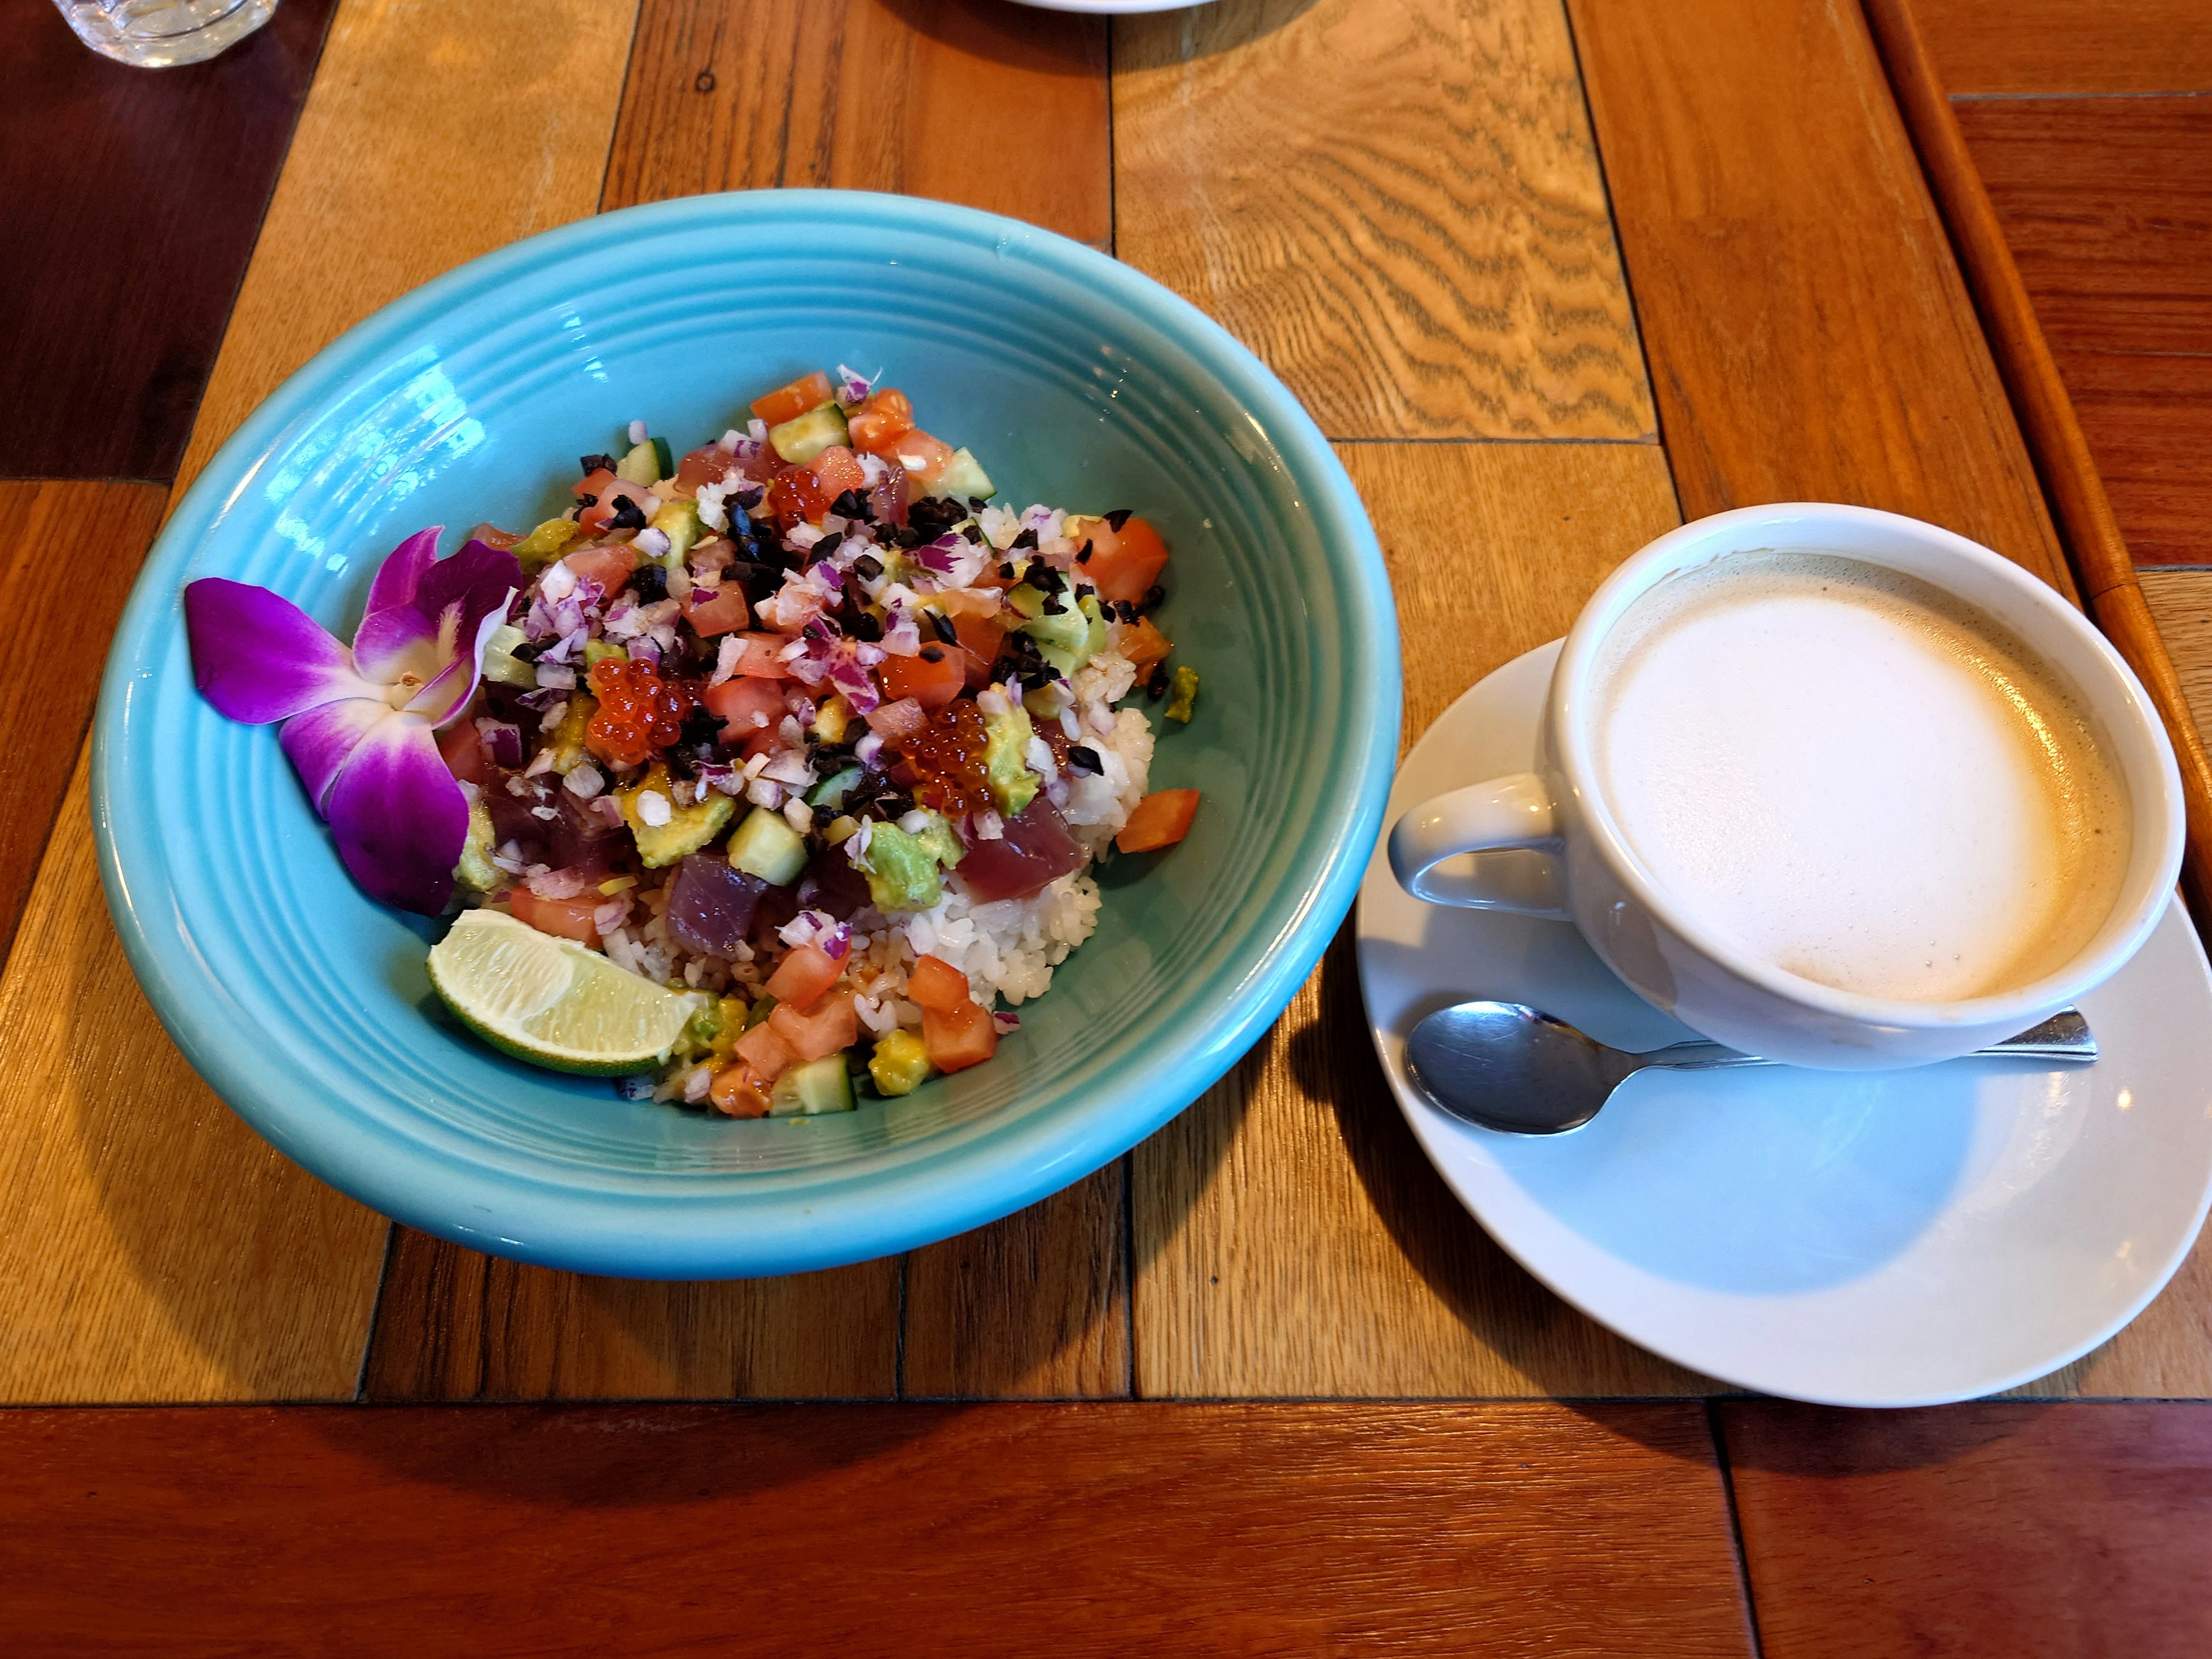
[
  {"xmin": 736, "ymin": 1019, "xmax": 799, "ymax": 1082},
  {"xmin": 952, "ymin": 612, "xmax": 1008, "ymax": 690},
  {"xmin": 808, "ymin": 445, "xmax": 867, "ymax": 502},
  {"xmin": 764, "ymin": 942, "xmax": 842, "ymax": 1011},
  {"xmin": 702, "ymin": 676, "xmax": 787, "ymax": 744},
  {"xmin": 878, "ymin": 647, "xmax": 965, "ymax": 711},
  {"xmin": 509, "ymin": 888, "xmax": 603, "ymax": 945},
  {"xmin": 768, "ymin": 993, "xmax": 858, "ymax": 1062},
  {"xmin": 906, "ymin": 954, "xmax": 971, "ymax": 1014},
  {"xmin": 886, "ymin": 429, "xmax": 956, "ymax": 485},
  {"xmin": 709, "ymin": 1066, "xmax": 773, "ymax": 1118},
  {"xmin": 751, "ymin": 370, "xmax": 835, "ymax": 426},
  {"xmin": 438, "ymin": 719, "xmax": 488, "ymax": 785},
  {"xmin": 1115, "ymin": 789, "xmax": 1200, "ymax": 854},
  {"xmin": 562, "ymin": 543, "xmax": 640, "ymax": 593},
  {"xmin": 683, "ymin": 584, "xmax": 751, "ymax": 637},
  {"xmin": 847, "ymin": 388, "xmax": 915, "ymax": 454},
  {"xmin": 922, "ymin": 998, "xmax": 998, "ymax": 1074},
  {"xmin": 865, "ymin": 697, "xmax": 928, "ymax": 745},
  {"xmin": 1118, "ymin": 616, "xmax": 1172, "ymax": 674},
  {"xmin": 1074, "ymin": 514, "xmax": 1171, "ymax": 605}
]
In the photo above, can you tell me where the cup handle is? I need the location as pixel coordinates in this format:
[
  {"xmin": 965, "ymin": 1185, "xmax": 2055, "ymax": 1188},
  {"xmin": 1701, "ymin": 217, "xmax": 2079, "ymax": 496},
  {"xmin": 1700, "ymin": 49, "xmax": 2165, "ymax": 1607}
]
[{"xmin": 1387, "ymin": 772, "xmax": 1569, "ymax": 916}]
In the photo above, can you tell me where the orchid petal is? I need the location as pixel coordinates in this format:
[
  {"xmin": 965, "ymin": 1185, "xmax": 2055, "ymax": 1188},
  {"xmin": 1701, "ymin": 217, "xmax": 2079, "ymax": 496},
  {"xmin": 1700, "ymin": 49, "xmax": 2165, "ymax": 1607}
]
[
  {"xmin": 362, "ymin": 525, "xmax": 444, "ymax": 619},
  {"xmin": 406, "ymin": 600, "xmax": 512, "ymax": 728},
  {"xmin": 353, "ymin": 537, "xmax": 524, "ymax": 687},
  {"xmin": 184, "ymin": 578, "xmax": 379, "ymax": 724},
  {"xmin": 279, "ymin": 695, "xmax": 390, "ymax": 812},
  {"xmin": 323, "ymin": 714, "xmax": 468, "ymax": 915}
]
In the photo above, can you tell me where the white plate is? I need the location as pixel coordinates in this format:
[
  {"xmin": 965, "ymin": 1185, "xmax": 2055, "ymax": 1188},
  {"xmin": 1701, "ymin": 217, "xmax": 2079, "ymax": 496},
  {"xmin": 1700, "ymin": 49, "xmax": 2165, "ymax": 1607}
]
[{"xmin": 1356, "ymin": 641, "xmax": 2212, "ymax": 1405}]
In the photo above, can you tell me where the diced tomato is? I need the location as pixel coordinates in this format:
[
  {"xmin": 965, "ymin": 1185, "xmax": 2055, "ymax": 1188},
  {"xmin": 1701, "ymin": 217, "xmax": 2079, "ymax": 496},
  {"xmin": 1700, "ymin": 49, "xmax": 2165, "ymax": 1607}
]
[
  {"xmin": 684, "ymin": 584, "xmax": 751, "ymax": 637},
  {"xmin": 1116, "ymin": 789, "xmax": 1200, "ymax": 854},
  {"xmin": 767, "ymin": 465, "xmax": 834, "ymax": 527},
  {"xmin": 562, "ymin": 542, "xmax": 640, "ymax": 593},
  {"xmin": 672, "ymin": 445, "xmax": 730, "ymax": 497},
  {"xmin": 709, "ymin": 1065, "xmax": 773, "ymax": 1118},
  {"xmin": 736, "ymin": 1018, "xmax": 799, "ymax": 1082},
  {"xmin": 906, "ymin": 954, "xmax": 971, "ymax": 1014},
  {"xmin": 885, "ymin": 428, "xmax": 956, "ymax": 485},
  {"xmin": 703, "ymin": 676, "xmax": 788, "ymax": 744},
  {"xmin": 768, "ymin": 992, "xmax": 858, "ymax": 1062},
  {"xmin": 465, "ymin": 521, "xmax": 523, "ymax": 551},
  {"xmin": 952, "ymin": 612, "xmax": 1007, "ymax": 689},
  {"xmin": 577, "ymin": 476, "xmax": 650, "ymax": 536},
  {"xmin": 573, "ymin": 466, "xmax": 618, "ymax": 501},
  {"xmin": 922, "ymin": 998, "xmax": 998, "ymax": 1074},
  {"xmin": 1076, "ymin": 514, "xmax": 1171, "ymax": 605},
  {"xmin": 438, "ymin": 719, "xmax": 488, "ymax": 785},
  {"xmin": 878, "ymin": 647, "xmax": 964, "ymax": 711},
  {"xmin": 725, "ymin": 632, "xmax": 794, "ymax": 679},
  {"xmin": 1118, "ymin": 616, "xmax": 1172, "ymax": 674},
  {"xmin": 751, "ymin": 370, "xmax": 835, "ymax": 427},
  {"xmin": 864, "ymin": 697, "xmax": 929, "ymax": 746},
  {"xmin": 509, "ymin": 888, "xmax": 603, "ymax": 945},
  {"xmin": 809, "ymin": 445, "xmax": 866, "ymax": 503},
  {"xmin": 764, "ymin": 942, "xmax": 842, "ymax": 1010},
  {"xmin": 847, "ymin": 388, "xmax": 914, "ymax": 454}
]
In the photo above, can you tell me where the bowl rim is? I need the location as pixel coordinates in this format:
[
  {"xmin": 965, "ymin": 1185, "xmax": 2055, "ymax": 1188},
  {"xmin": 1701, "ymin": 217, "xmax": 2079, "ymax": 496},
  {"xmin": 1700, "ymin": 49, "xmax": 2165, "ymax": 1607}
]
[{"xmin": 90, "ymin": 188, "xmax": 1402, "ymax": 1278}]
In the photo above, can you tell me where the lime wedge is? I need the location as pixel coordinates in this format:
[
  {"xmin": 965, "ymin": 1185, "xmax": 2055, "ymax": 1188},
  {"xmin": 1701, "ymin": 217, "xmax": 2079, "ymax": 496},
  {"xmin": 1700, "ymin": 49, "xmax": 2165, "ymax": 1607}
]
[{"xmin": 427, "ymin": 909, "xmax": 703, "ymax": 1076}]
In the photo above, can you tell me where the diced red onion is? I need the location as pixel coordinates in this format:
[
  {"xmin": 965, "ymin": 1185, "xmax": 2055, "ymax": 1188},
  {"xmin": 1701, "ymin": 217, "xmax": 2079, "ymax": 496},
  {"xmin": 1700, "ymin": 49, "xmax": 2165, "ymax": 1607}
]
[{"xmin": 563, "ymin": 762, "xmax": 605, "ymax": 800}]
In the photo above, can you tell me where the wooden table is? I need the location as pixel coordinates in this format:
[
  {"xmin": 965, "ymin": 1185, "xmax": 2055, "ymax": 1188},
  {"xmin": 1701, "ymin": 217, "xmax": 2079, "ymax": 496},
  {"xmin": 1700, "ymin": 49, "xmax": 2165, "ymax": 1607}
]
[{"xmin": 5, "ymin": 0, "xmax": 2211, "ymax": 1652}]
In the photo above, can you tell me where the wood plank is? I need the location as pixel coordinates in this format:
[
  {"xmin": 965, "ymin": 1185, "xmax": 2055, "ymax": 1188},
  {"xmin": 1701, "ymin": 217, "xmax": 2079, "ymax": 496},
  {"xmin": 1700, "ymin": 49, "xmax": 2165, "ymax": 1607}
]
[
  {"xmin": 0, "ymin": 0, "xmax": 335, "ymax": 482},
  {"xmin": 902, "ymin": 1168, "xmax": 1130, "ymax": 1399},
  {"xmin": 1723, "ymin": 1400, "xmax": 2212, "ymax": 1658},
  {"xmin": 0, "ymin": 1402, "xmax": 1755, "ymax": 1657},
  {"xmin": 1133, "ymin": 441, "xmax": 1713, "ymax": 1398},
  {"xmin": 2044, "ymin": 347, "xmax": 2212, "ymax": 569},
  {"xmin": 1567, "ymin": 0, "xmax": 2074, "ymax": 597},
  {"xmin": 1914, "ymin": 0, "xmax": 2212, "ymax": 97},
  {"xmin": 363, "ymin": 1232, "xmax": 897, "ymax": 1400},
  {"xmin": 1112, "ymin": 0, "xmax": 1656, "ymax": 441},
  {"xmin": 0, "ymin": 0, "xmax": 645, "ymax": 1405},
  {"xmin": 0, "ymin": 757, "xmax": 389, "ymax": 1402},
  {"xmin": 600, "ymin": 0, "xmax": 1110, "ymax": 244},
  {"xmin": 0, "ymin": 482, "xmax": 166, "ymax": 961},
  {"xmin": 2143, "ymin": 571, "xmax": 2212, "ymax": 748}
]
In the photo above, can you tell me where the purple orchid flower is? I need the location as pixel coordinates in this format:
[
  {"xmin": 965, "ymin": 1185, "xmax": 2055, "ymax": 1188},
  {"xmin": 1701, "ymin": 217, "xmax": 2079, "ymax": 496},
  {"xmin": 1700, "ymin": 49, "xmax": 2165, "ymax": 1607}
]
[{"xmin": 184, "ymin": 527, "xmax": 525, "ymax": 915}]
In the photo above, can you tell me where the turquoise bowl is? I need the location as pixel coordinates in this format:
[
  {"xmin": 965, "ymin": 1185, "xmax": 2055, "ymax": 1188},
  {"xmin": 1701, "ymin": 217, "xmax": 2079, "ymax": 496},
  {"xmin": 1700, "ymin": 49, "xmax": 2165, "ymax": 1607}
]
[{"xmin": 93, "ymin": 191, "xmax": 1398, "ymax": 1277}]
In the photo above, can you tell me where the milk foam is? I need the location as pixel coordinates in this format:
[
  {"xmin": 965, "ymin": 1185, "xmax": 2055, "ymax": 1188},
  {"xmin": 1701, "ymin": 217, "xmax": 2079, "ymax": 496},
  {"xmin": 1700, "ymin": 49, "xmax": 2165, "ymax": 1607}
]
[{"xmin": 1592, "ymin": 551, "xmax": 2129, "ymax": 1003}]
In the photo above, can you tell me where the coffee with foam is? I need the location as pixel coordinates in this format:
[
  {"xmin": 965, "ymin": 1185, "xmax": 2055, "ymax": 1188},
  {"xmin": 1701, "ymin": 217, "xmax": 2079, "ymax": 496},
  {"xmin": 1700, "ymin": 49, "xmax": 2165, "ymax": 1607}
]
[{"xmin": 1590, "ymin": 551, "xmax": 2130, "ymax": 1003}]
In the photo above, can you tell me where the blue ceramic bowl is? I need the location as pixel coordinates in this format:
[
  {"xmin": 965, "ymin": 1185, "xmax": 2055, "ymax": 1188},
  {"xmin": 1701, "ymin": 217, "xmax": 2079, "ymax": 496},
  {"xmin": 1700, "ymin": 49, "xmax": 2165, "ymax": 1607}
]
[{"xmin": 93, "ymin": 191, "xmax": 1398, "ymax": 1277}]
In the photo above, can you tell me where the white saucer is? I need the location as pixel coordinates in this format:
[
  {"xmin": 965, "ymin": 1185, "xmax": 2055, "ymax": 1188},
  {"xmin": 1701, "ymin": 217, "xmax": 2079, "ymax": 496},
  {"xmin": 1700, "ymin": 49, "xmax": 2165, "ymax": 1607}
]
[{"xmin": 1355, "ymin": 641, "xmax": 2212, "ymax": 1406}]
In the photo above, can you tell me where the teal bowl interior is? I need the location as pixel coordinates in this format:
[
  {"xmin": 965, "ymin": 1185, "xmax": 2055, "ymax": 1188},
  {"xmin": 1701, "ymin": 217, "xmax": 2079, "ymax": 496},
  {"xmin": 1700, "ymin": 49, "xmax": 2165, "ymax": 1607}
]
[{"xmin": 93, "ymin": 191, "xmax": 1398, "ymax": 1277}]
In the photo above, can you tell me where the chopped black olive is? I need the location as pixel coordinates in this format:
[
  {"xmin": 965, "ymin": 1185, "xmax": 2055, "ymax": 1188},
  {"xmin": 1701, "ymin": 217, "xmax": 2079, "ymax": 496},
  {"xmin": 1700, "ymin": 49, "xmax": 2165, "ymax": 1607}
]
[
  {"xmin": 851, "ymin": 611, "xmax": 884, "ymax": 643},
  {"xmin": 1105, "ymin": 508, "xmax": 1134, "ymax": 532},
  {"xmin": 998, "ymin": 561, "xmax": 1017, "ymax": 581},
  {"xmin": 927, "ymin": 611, "xmax": 958, "ymax": 645},
  {"xmin": 1066, "ymin": 745, "xmax": 1103, "ymax": 775},
  {"xmin": 906, "ymin": 497, "xmax": 967, "ymax": 540},
  {"xmin": 852, "ymin": 552, "xmax": 885, "ymax": 582},
  {"xmin": 575, "ymin": 493, "xmax": 599, "ymax": 510},
  {"xmin": 831, "ymin": 488, "xmax": 873, "ymax": 521},
  {"xmin": 609, "ymin": 499, "xmax": 648, "ymax": 531},
  {"xmin": 1146, "ymin": 664, "xmax": 1172, "ymax": 700},
  {"xmin": 1139, "ymin": 584, "xmax": 1166, "ymax": 613},
  {"xmin": 630, "ymin": 563, "xmax": 668, "ymax": 604},
  {"xmin": 1115, "ymin": 600, "xmax": 1139, "ymax": 624},
  {"xmin": 919, "ymin": 645, "xmax": 945, "ymax": 664},
  {"xmin": 1012, "ymin": 527, "xmax": 1039, "ymax": 550},
  {"xmin": 968, "ymin": 497, "xmax": 991, "ymax": 514},
  {"xmin": 1075, "ymin": 540, "xmax": 1094, "ymax": 564},
  {"xmin": 678, "ymin": 706, "xmax": 722, "ymax": 748},
  {"xmin": 1040, "ymin": 596, "xmax": 1067, "ymax": 615},
  {"xmin": 961, "ymin": 522, "xmax": 984, "ymax": 543},
  {"xmin": 507, "ymin": 639, "xmax": 543, "ymax": 664},
  {"xmin": 579, "ymin": 453, "xmax": 618, "ymax": 476}
]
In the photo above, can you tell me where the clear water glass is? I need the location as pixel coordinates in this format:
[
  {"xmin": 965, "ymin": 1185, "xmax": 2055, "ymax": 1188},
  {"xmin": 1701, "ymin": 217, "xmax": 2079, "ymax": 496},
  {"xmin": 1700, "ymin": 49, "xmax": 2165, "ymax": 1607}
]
[{"xmin": 52, "ymin": 0, "xmax": 276, "ymax": 68}]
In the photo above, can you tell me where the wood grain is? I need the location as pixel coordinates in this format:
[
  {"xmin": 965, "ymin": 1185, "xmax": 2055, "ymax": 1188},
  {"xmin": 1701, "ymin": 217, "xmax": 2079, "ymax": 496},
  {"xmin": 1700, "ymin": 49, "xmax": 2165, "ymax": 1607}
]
[
  {"xmin": 0, "ymin": 0, "xmax": 335, "ymax": 482},
  {"xmin": 363, "ymin": 1231, "xmax": 898, "ymax": 1400},
  {"xmin": 172, "ymin": 0, "xmax": 643, "ymax": 496},
  {"xmin": 0, "ymin": 1402, "xmax": 1755, "ymax": 1657},
  {"xmin": 2143, "ymin": 571, "xmax": 2212, "ymax": 748},
  {"xmin": 1913, "ymin": 0, "xmax": 2212, "ymax": 97},
  {"xmin": 902, "ymin": 1169, "xmax": 1130, "ymax": 1399},
  {"xmin": 1132, "ymin": 441, "xmax": 1710, "ymax": 1399},
  {"xmin": 0, "ymin": 0, "xmax": 645, "ymax": 1404},
  {"xmin": 1861, "ymin": 0, "xmax": 2212, "ymax": 953},
  {"xmin": 1113, "ymin": 0, "xmax": 1656, "ymax": 441},
  {"xmin": 1567, "ymin": 0, "xmax": 2074, "ymax": 596},
  {"xmin": 0, "ymin": 757, "xmax": 389, "ymax": 1402},
  {"xmin": 601, "ymin": 0, "xmax": 1110, "ymax": 244},
  {"xmin": 1723, "ymin": 1400, "xmax": 2212, "ymax": 1658},
  {"xmin": 0, "ymin": 482, "xmax": 166, "ymax": 961}
]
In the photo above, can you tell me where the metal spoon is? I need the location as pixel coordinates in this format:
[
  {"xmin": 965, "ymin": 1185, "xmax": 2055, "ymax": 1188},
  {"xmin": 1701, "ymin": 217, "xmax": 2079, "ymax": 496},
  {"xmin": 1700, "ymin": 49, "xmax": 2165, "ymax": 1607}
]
[{"xmin": 1404, "ymin": 1001, "xmax": 2099, "ymax": 1135}]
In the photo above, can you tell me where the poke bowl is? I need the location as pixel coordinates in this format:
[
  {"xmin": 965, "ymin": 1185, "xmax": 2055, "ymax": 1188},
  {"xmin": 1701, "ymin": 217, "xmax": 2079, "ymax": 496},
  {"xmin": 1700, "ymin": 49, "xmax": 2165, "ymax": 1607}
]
[{"xmin": 93, "ymin": 190, "xmax": 1398, "ymax": 1277}]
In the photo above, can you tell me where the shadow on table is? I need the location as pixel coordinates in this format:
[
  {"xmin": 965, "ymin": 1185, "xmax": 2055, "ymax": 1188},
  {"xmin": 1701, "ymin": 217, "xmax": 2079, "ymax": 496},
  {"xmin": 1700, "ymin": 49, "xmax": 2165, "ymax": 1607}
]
[{"xmin": 878, "ymin": 0, "xmax": 1322, "ymax": 71}]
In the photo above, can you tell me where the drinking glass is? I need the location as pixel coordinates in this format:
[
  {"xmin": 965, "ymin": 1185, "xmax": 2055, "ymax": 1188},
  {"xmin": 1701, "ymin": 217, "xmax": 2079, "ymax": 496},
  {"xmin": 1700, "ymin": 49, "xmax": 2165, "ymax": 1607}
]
[{"xmin": 51, "ymin": 0, "xmax": 275, "ymax": 68}]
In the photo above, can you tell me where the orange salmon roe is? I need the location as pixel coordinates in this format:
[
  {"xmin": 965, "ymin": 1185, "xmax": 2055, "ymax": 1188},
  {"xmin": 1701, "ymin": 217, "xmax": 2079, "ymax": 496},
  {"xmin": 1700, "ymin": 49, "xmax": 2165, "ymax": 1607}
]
[
  {"xmin": 905, "ymin": 698, "xmax": 991, "ymax": 817},
  {"xmin": 586, "ymin": 656, "xmax": 696, "ymax": 768}
]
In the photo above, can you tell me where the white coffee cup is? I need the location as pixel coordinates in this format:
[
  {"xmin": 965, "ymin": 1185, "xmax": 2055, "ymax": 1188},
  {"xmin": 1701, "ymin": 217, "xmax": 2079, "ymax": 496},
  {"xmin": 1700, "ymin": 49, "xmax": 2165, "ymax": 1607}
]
[{"xmin": 1387, "ymin": 504, "xmax": 2184, "ymax": 1069}]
